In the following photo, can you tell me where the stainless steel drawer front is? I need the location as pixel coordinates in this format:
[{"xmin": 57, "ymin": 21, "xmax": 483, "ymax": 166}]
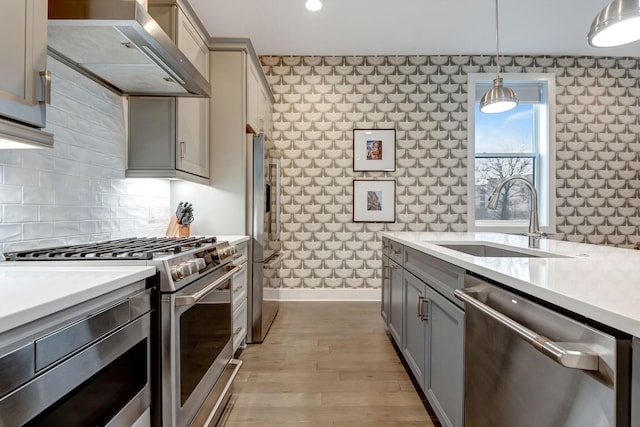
[
  {"xmin": 0, "ymin": 344, "xmax": 34, "ymax": 397},
  {"xmin": 0, "ymin": 314, "xmax": 151, "ymax": 427},
  {"xmin": 35, "ymin": 300, "xmax": 130, "ymax": 371}
]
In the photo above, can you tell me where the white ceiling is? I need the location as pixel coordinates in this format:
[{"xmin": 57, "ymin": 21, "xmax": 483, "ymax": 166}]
[{"xmin": 188, "ymin": 0, "xmax": 640, "ymax": 57}]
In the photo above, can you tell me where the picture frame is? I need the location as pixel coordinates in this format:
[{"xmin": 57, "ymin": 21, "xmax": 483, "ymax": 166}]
[
  {"xmin": 353, "ymin": 128, "xmax": 396, "ymax": 171},
  {"xmin": 353, "ymin": 180, "xmax": 396, "ymax": 223}
]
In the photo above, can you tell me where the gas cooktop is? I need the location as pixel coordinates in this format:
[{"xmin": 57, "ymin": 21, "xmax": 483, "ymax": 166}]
[{"xmin": 3, "ymin": 236, "xmax": 218, "ymax": 261}]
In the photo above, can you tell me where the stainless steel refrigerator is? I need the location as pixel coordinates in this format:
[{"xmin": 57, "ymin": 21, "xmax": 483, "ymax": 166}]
[{"xmin": 247, "ymin": 133, "xmax": 282, "ymax": 343}]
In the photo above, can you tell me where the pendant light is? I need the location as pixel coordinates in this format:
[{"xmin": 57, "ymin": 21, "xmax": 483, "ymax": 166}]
[
  {"xmin": 588, "ymin": 0, "xmax": 640, "ymax": 47},
  {"xmin": 480, "ymin": 0, "xmax": 519, "ymax": 114}
]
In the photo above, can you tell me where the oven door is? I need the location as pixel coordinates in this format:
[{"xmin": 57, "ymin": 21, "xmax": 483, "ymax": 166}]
[{"xmin": 161, "ymin": 264, "xmax": 239, "ymax": 427}]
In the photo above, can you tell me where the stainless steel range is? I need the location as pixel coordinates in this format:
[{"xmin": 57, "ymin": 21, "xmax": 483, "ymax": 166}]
[{"xmin": 5, "ymin": 236, "xmax": 243, "ymax": 427}]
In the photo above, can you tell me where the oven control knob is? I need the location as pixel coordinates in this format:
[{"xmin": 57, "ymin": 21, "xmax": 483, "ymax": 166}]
[
  {"xmin": 171, "ymin": 261, "xmax": 196, "ymax": 281},
  {"xmin": 222, "ymin": 246, "xmax": 237, "ymax": 258},
  {"xmin": 189, "ymin": 259, "xmax": 205, "ymax": 271},
  {"xmin": 170, "ymin": 265, "xmax": 184, "ymax": 281}
]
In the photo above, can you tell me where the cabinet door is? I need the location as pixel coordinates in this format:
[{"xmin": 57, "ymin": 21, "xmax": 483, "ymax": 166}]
[
  {"xmin": 0, "ymin": 0, "xmax": 47, "ymax": 128},
  {"xmin": 632, "ymin": 337, "xmax": 640, "ymax": 427},
  {"xmin": 176, "ymin": 8, "xmax": 209, "ymax": 81},
  {"xmin": 177, "ymin": 97, "xmax": 209, "ymax": 178},
  {"xmin": 425, "ymin": 286, "xmax": 465, "ymax": 427},
  {"xmin": 258, "ymin": 84, "xmax": 272, "ymax": 138},
  {"xmin": 403, "ymin": 271, "xmax": 427, "ymax": 387},
  {"xmin": 388, "ymin": 259, "xmax": 403, "ymax": 347},
  {"xmin": 246, "ymin": 60, "xmax": 261, "ymax": 133},
  {"xmin": 381, "ymin": 255, "xmax": 390, "ymax": 324}
]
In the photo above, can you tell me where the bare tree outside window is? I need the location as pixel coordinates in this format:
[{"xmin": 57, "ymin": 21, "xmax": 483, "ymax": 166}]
[{"xmin": 475, "ymin": 157, "xmax": 534, "ymax": 221}]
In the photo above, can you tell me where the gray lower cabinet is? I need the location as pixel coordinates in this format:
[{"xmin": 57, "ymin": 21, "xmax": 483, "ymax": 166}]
[
  {"xmin": 388, "ymin": 258, "xmax": 403, "ymax": 347},
  {"xmin": 381, "ymin": 254, "xmax": 390, "ymax": 324},
  {"xmin": 381, "ymin": 240, "xmax": 464, "ymax": 427},
  {"xmin": 633, "ymin": 336, "xmax": 639, "ymax": 427},
  {"xmin": 424, "ymin": 284, "xmax": 464, "ymax": 427},
  {"xmin": 403, "ymin": 271, "xmax": 427, "ymax": 385}
]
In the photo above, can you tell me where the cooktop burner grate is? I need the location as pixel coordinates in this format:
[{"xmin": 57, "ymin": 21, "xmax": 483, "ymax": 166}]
[{"xmin": 3, "ymin": 236, "xmax": 218, "ymax": 261}]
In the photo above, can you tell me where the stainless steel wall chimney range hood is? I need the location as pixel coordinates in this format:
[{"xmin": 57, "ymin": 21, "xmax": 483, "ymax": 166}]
[{"xmin": 47, "ymin": 0, "xmax": 210, "ymax": 97}]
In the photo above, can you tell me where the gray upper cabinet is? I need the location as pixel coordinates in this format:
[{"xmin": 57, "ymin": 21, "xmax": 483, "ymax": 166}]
[
  {"xmin": 246, "ymin": 57, "xmax": 272, "ymax": 138},
  {"xmin": 0, "ymin": 0, "xmax": 53, "ymax": 148},
  {"xmin": 128, "ymin": 96, "xmax": 209, "ymax": 184},
  {"xmin": 127, "ymin": 2, "xmax": 210, "ymax": 184}
]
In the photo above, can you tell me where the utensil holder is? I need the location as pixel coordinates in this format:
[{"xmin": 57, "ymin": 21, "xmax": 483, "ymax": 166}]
[{"xmin": 166, "ymin": 214, "xmax": 190, "ymax": 237}]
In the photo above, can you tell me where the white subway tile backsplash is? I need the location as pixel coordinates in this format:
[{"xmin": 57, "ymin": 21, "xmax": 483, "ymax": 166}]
[
  {"xmin": 23, "ymin": 222, "xmax": 54, "ymax": 240},
  {"xmin": 0, "ymin": 58, "xmax": 170, "ymax": 253},
  {"xmin": 0, "ymin": 224, "xmax": 21, "ymax": 242},
  {"xmin": 54, "ymin": 188, "xmax": 100, "ymax": 206},
  {"xmin": 20, "ymin": 151, "xmax": 55, "ymax": 172},
  {"xmin": 22, "ymin": 186, "xmax": 55, "ymax": 205},
  {"xmin": 0, "ymin": 151, "xmax": 22, "ymax": 167},
  {"xmin": 3, "ymin": 205, "xmax": 38, "ymax": 222},
  {"xmin": 53, "ymin": 222, "xmax": 81, "ymax": 237},
  {"xmin": 0, "ymin": 185, "xmax": 22, "ymax": 204},
  {"xmin": 40, "ymin": 206, "xmax": 92, "ymax": 222}
]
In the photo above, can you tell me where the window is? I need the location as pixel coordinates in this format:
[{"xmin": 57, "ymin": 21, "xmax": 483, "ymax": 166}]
[{"xmin": 467, "ymin": 73, "xmax": 556, "ymax": 233}]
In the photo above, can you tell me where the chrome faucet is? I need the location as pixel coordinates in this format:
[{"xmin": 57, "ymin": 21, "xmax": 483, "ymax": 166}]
[{"xmin": 488, "ymin": 176, "xmax": 545, "ymax": 241}]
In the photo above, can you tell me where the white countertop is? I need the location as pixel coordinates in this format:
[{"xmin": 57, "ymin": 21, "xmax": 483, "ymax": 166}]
[
  {"xmin": 215, "ymin": 235, "xmax": 249, "ymax": 246},
  {"xmin": 0, "ymin": 265, "xmax": 155, "ymax": 335},
  {"xmin": 382, "ymin": 232, "xmax": 640, "ymax": 337}
]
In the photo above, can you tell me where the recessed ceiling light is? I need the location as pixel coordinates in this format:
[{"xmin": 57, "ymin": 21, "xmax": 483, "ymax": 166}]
[{"xmin": 305, "ymin": 0, "xmax": 322, "ymax": 12}]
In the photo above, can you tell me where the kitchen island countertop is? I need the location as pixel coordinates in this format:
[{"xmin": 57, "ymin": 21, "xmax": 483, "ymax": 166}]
[
  {"xmin": 0, "ymin": 264, "xmax": 156, "ymax": 336},
  {"xmin": 382, "ymin": 232, "xmax": 640, "ymax": 337}
]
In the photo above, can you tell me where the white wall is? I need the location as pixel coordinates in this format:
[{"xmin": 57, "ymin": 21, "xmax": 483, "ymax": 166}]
[{"xmin": 0, "ymin": 58, "xmax": 172, "ymax": 255}]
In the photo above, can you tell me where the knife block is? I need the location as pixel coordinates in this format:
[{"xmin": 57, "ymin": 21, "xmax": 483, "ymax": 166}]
[{"xmin": 166, "ymin": 214, "xmax": 190, "ymax": 237}]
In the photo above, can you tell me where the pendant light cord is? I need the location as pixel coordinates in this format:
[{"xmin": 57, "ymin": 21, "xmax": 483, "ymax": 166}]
[{"xmin": 495, "ymin": 0, "xmax": 501, "ymax": 79}]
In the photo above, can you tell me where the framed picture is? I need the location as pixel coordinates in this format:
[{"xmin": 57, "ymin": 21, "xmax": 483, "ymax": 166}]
[
  {"xmin": 353, "ymin": 128, "xmax": 396, "ymax": 171},
  {"xmin": 353, "ymin": 180, "xmax": 396, "ymax": 223}
]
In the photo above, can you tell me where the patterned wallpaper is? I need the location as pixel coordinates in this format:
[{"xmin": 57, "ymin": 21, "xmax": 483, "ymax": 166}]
[{"xmin": 260, "ymin": 55, "xmax": 640, "ymax": 291}]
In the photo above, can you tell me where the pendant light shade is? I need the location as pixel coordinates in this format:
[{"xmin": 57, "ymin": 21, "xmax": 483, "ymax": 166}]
[
  {"xmin": 480, "ymin": 0, "xmax": 518, "ymax": 114},
  {"xmin": 588, "ymin": 0, "xmax": 640, "ymax": 47},
  {"xmin": 480, "ymin": 78, "xmax": 519, "ymax": 113}
]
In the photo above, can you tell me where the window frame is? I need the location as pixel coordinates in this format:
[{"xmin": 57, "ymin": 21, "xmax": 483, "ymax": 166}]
[{"xmin": 467, "ymin": 73, "xmax": 556, "ymax": 234}]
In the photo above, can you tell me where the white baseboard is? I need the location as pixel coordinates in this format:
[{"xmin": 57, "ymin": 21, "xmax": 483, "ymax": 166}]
[{"xmin": 264, "ymin": 288, "xmax": 381, "ymax": 301}]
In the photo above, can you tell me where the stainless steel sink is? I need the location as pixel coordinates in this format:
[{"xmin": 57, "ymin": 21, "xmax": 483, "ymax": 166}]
[{"xmin": 434, "ymin": 243, "xmax": 567, "ymax": 258}]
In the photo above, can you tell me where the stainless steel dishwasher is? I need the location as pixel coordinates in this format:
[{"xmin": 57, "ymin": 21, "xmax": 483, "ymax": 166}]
[{"xmin": 455, "ymin": 274, "xmax": 631, "ymax": 427}]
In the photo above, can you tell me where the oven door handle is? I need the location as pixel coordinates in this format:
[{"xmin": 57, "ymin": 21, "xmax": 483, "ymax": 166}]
[
  {"xmin": 454, "ymin": 288, "xmax": 600, "ymax": 371},
  {"xmin": 175, "ymin": 265, "xmax": 241, "ymax": 307}
]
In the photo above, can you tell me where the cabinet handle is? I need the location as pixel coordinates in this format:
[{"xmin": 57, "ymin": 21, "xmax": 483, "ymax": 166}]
[
  {"xmin": 418, "ymin": 296, "xmax": 429, "ymax": 321},
  {"xmin": 179, "ymin": 141, "xmax": 186, "ymax": 159},
  {"xmin": 233, "ymin": 327, "xmax": 243, "ymax": 336},
  {"xmin": 38, "ymin": 70, "xmax": 51, "ymax": 104}
]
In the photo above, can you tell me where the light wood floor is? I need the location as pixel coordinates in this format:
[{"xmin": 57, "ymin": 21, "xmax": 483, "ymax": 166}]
[{"xmin": 219, "ymin": 301, "xmax": 438, "ymax": 427}]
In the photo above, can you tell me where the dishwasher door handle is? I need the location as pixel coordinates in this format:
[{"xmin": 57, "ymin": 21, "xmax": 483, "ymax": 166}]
[{"xmin": 454, "ymin": 288, "xmax": 599, "ymax": 371}]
